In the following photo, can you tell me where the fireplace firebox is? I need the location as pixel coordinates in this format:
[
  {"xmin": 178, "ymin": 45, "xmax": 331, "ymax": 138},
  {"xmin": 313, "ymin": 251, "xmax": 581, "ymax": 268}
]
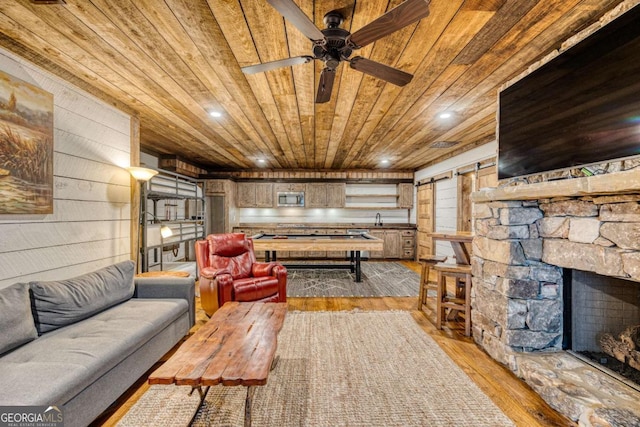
[{"xmin": 564, "ymin": 269, "xmax": 640, "ymax": 389}]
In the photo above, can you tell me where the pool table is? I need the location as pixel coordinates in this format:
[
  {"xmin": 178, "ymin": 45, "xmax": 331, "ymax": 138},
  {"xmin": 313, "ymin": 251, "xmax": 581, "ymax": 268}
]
[{"xmin": 251, "ymin": 233, "xmax": 384, "ymax": 282}]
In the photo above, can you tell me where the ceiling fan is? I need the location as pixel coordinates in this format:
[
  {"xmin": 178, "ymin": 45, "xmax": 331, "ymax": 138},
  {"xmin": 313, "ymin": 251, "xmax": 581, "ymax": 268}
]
[{"xmin": 241, "ymin": 0, "xmax": 431, "ymax": 103}]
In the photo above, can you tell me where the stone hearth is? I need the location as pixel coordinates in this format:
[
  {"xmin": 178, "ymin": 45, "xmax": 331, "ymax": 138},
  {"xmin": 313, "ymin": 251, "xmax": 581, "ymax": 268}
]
[{"xmin": 470, "ymin": 170, "xmax": 640, "ymax": 425}]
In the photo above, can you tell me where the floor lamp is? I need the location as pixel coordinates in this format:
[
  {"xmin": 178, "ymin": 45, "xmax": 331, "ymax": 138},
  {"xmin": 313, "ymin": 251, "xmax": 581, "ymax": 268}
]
[{"xmin": 127, "ymin": 167, "xmax": 158, "ymax": 274}]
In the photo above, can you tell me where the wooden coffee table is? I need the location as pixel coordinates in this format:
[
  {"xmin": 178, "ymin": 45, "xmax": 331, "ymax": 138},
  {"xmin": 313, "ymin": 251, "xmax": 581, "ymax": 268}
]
[{"xmin": 148, "ymin": 301, "xmax": 287, "ymax": 426}]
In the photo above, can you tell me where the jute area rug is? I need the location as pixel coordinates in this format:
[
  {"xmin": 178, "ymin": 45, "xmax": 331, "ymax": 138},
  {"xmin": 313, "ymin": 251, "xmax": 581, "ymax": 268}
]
[
  {"xmin": 286, "ymin": 261, "xmax": 420, "ymax": 297},
  {"xmin": 118, "ymin": 311, "xmax": 514, "ymax": 427}
]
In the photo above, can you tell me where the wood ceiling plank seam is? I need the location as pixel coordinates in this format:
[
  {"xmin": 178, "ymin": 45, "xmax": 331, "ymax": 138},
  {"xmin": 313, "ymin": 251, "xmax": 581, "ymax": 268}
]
[
  {"xmin": 319, "ymin": 0, "xmax": 390, "ymax": 169},
  {"xmin": 357, "ymin": 64, "xmax": 468, "ymax": 168},
  {"xmin": 391, "ymin": 0, "xmax": 587, "ymax": 144},
  {"xmin": 287, "ymin": 0, "xmax": 315, "ymax": 167},
  {"xmin": 398, "ymin": 0, "xmax": 619, "ymax": 155},
  {"xmin": 452, "ymin": 0, "xmax": 539, "ymax": 65},
  {"xmin": 308, "ymin": 0, "xmax": 356, "ymax": 168},
  {"xmin": 334, "ymin": 0, "xmax": 464, "ymax": 169},
  {"xmin": 398, "ymin": 106, "xmax": 496, "ymax": 168},
  {"xmin": 353, "ymin": 5, "xmax": 515, "ymax": 167},
  {"xmin": 355, "ymin": 8, "xmax": 494, "ymax": 150},
  {"xmin": 29, "ymin": 1, "xmax": 249, "ymax": 167},
  {"xmin": 208, "ymin": 0, "xmax": 298, "ymax": 169},
  {"xmin": 86, "ymin": 0, "xmax": 256, "ymax": 162},
  {"xmin": 0, "ymin": 6, "xmax": 248, "ymax": 168},
  {"xmin": 391, "ymin": 93, "xmax": 496, "ymax": 165},
  {"xmin": 334, "ymin": 6, "xmax": 425, "ymax": 168},
  {"xmin": 299, "ymin": 0, "xmax": 346, "ymax": 167},
  {"xmin": 0, "ymin": 31, "xmax": 136, "ymax": 117},
  {"xmin": 386, "ymin": 0, "xmax": 611, "ymax": 158},
  {"xmin": 160, "ymin": 0, "xmax": 284, "ymax": 162},
  {"xmin": 325, "ymin": 0, "xmax": 417, "ymax": 167},
  {"xmin": 136, "ymin": 0, "xmax": 284, "ymax": 168},
  {"xmin": 240, "ymin": 0, "xmax": 307, "ymax": 168}
]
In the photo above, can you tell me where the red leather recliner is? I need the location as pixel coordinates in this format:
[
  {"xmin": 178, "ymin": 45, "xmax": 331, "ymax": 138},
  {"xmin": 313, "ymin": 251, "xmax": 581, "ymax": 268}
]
[{"xmin": 195, "ymin": 233, "xmax": 287, "ymax": 316}]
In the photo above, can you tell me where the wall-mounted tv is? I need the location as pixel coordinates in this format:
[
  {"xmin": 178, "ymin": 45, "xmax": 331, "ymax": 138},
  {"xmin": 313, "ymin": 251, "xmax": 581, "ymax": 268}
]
[{"xmin": 497, "ymin": 4, "xmax": 640, "ymax": 180}]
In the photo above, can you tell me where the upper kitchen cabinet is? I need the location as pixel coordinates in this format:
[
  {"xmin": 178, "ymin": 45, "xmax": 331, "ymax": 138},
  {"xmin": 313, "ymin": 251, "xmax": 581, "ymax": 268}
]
[
  {"xmin": 274, "ymin": 183, "xmax": 306, "ymax": 193},
  {"xmin": 306, "ymin": 183, "xmax": 345, "ymax": 208},
  {"xmin": 237, "ymin": 182, "xmax": 274, "ymax": 208},
  {"xmin": 397, "ymin": 183, "xmax": 414, "ymax": 209}
]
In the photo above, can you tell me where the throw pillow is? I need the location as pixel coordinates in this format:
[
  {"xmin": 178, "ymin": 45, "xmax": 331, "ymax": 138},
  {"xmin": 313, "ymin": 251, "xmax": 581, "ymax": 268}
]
[
  {"xmin": 30, "ymin": 260, "xmax": 135, "ymax": 334},
  {"xmin": 0, "ymin": 283, "xmax": 38, "ymax": 355}
]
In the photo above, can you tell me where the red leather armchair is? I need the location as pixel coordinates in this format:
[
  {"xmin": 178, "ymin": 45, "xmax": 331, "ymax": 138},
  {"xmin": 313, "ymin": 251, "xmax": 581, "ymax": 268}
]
[{"xmin": 195, "ymin": 233, "xmax": 287, "ymax": 316}]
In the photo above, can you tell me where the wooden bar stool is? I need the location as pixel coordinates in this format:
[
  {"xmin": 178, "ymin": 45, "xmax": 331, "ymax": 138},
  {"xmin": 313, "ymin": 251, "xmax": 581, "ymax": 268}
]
[
  {"xmin": 433, "ymin": 262, "xmax": 472, "ymax": 336},
  {"xmin": 417, "ymin": 255, "xmax": 447, "ymax": 310}
]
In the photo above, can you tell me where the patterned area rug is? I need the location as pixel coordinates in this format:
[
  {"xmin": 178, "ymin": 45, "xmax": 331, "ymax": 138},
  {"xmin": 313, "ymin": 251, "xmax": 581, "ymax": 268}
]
[
  {"xmin": 286, "ymin": 261, "xmax": 420, "ymax": 297},
  {"xmin": 118, "ymin": 311, "xmax": 515, "ymax": 427}
]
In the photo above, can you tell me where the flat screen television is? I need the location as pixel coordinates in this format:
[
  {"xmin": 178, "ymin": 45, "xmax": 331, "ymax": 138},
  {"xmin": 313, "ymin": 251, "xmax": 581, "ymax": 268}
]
[{"xmin": 497, "ymin": 4, "xmax": 640, "ymax": 180}]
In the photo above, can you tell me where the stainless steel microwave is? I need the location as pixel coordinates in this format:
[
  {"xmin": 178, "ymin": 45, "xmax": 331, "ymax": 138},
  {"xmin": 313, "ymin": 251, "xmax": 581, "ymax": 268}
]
[{"xmin": 277, "ymin": 191, "xmax": 304, "ymax": 207}]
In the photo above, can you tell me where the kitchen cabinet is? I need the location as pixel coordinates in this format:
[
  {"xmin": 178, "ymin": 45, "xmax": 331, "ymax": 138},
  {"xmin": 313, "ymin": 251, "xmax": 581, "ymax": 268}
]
[
  {"xmin": 274, "ymin": 183, "xmax": 306, "ymax": 193},
  {"xmin": 305, "ymin": 183, "xmax": 346, "ymax": 208},
  {"xmin": 369, "ymin": 229, "xmax": 402, "ymax": 259},
  {"xmin": 397, "ymin": 183, "xmax": 414, "ymax": 209},
  {"xmin": 401, "ymin": 229, "xmax": 416, "ymax": 260},
  {"xmin": 237, "ymin": 182, "xmax": 273, "ymax": 207},
  {"xmin": 326, "ymin": 183, "xmax": 346, "ymax": 207}
]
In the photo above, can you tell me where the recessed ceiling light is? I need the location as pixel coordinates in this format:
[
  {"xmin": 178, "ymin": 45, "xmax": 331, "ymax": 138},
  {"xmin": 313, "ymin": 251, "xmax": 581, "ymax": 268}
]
[
  {"xmin": 438, "ymin": 112, "xmax": 452, "ymax": 119},
  {"xmin": 209, "ymin": 111, "xmax": 222, "ymax": 118},
  {"xmin": 380, "ymin": 159, "xmax": 389, "ymax": 165}
]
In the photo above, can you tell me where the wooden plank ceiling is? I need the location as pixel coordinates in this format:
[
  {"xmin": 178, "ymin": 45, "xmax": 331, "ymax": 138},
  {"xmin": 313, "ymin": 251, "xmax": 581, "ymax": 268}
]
[{"xmin": 0, "ymin": 0, "xmax": 625, "ymax": 171}]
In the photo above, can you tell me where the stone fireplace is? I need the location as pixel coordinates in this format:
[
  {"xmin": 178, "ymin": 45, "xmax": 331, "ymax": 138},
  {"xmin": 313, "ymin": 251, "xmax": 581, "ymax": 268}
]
[{"xmin": 471, "ymin": 169, "xmax": 640, "ymax": 426}]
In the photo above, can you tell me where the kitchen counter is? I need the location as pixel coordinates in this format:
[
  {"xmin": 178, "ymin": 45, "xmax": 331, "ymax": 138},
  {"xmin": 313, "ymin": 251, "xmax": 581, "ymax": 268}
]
[{"xmin": 237, "ymin": 223, "xmax": 417, "ymax": 230}]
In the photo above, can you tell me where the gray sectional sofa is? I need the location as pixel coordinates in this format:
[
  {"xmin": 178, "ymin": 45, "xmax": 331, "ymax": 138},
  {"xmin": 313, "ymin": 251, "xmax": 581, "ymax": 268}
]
[{"xmin": 0, "ymin": 260, "xmax": 195, "ymax": 427}]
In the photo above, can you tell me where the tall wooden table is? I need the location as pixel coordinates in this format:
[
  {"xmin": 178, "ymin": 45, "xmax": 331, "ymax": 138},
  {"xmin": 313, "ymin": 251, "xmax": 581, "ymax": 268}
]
[
  {"xmin": 429, "ymin": 231, "xmax": 474, "ymax": 265},
  {"xmin": 148, "ymin": 302, "xmax": 287, "ymax": 426}
]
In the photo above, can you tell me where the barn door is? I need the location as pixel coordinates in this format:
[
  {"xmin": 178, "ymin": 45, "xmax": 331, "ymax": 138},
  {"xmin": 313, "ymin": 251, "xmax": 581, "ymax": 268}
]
[{"xmin": 417, "ymin": 182, "xmax": 435, "ymax": 259}]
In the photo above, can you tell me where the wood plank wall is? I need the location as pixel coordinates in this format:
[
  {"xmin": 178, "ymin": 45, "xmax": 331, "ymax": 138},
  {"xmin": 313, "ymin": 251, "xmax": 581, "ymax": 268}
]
[{"xmin": 0, "ymin": 47, "xmax": 132, "ymax": 289}]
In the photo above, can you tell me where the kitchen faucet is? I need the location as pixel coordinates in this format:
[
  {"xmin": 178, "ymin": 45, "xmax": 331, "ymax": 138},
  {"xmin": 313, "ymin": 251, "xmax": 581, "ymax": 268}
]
[{"xmin": 375, "ymin": 212, "xmax": 382, "ymax": 227}]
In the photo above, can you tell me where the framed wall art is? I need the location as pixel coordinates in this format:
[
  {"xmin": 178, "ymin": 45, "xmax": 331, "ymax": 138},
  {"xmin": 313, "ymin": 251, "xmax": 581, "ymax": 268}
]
[{"xmin": 0, "ymin": 69, "xmax": 53, "ymax": 214}]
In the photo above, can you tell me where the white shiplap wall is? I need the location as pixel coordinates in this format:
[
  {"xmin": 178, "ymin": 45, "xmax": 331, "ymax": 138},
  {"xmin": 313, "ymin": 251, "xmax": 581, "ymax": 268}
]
[
  {"xmin": 0, "ymin": 48, "xmax": 132, "ymax": 289},
  {"xmin": 413, "ymin": 143, "xmax": 498, "ymax": 258}
]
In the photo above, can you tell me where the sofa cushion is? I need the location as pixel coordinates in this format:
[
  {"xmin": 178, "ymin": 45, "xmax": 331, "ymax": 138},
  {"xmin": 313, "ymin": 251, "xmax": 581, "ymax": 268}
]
[
  {"xmin": 0, "ymin": 283, "xmax": 38, "ymax": 355},
  {"xmin": 30, "ymin": 261, "xmax": 136, "ymax": 334},
  {"xmin": 0, "ymin": 298, "xmax": 188, "ymax": 407}
]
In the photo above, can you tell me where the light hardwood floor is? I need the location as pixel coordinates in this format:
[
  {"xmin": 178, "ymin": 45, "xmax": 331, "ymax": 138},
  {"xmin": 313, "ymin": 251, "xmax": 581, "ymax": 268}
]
[{"xmin": 92, "ymin": 261, "xmax": 574, "ymax": 426}]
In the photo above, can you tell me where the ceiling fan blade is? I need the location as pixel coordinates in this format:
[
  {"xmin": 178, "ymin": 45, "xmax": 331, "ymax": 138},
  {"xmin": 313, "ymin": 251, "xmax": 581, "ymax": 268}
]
[
  {"xmin": 242, "ymin": 56, "xmax": 314, "ymax": 74},
  {"xmin": 349, "ymin": 0, "xmax": 430, "ymax": 48},
  {"xmin": 267, "ymin": 0, "xmax": 325, "ymax": 41},
  {"xmin": 350, "ymin": 57, "xmax": 413, "ymax": 86},
  {"xmin": 316, "ymin": 68, "xmax": 336, "ymax": 103}
]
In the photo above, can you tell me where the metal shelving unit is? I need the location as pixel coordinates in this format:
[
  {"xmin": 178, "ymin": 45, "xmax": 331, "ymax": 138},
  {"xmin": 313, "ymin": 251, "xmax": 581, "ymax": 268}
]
[{"xmin": 141, "ymin": 169, "xmax": 206, "ymax": 272}]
